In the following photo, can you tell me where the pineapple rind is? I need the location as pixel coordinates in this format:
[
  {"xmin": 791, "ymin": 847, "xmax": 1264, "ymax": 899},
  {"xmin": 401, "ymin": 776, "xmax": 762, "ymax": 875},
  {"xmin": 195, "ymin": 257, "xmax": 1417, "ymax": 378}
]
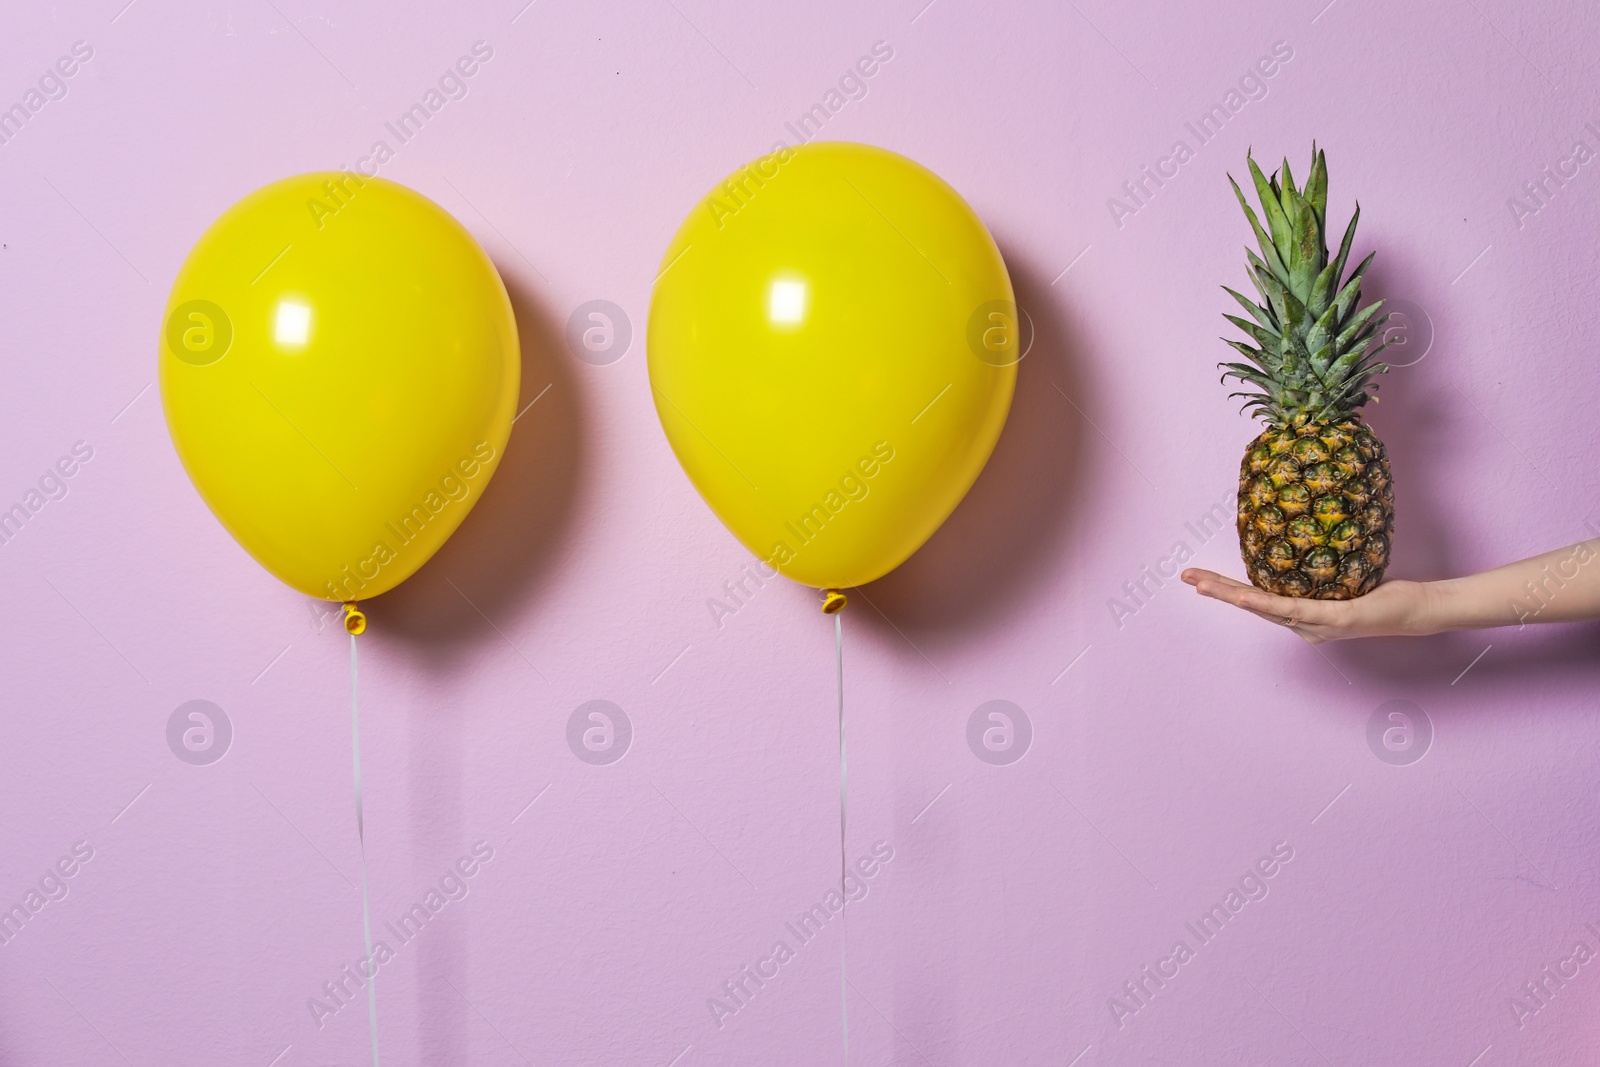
[{"xmin": 1237, "ymin": 418, "xmax": 1393, "ymax": 600}]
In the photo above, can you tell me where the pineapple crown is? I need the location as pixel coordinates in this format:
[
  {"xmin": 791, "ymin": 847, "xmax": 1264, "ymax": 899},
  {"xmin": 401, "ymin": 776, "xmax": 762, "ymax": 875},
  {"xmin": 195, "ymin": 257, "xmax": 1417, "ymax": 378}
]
[{"xmin": 1220, "ymin": 145, "xmax": 1390, "ymax": 428}]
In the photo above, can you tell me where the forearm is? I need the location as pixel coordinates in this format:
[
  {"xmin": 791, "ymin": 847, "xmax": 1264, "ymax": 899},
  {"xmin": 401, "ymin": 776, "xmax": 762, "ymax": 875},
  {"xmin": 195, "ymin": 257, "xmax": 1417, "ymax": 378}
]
[{"xmin": 1418, "ymin": 539, "xmax": 1600, "ymax": 634}]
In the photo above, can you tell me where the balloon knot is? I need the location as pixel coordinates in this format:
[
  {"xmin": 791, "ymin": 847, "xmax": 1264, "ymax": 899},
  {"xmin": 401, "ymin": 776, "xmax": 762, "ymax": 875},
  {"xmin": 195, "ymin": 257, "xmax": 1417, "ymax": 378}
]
[
  {"xmin": 344, "ymin": 602, "xmax": 367, "ymax": 635},
  {"xmin": 820, "ymin": 589, "xmax": 847, "ymax": 614}
]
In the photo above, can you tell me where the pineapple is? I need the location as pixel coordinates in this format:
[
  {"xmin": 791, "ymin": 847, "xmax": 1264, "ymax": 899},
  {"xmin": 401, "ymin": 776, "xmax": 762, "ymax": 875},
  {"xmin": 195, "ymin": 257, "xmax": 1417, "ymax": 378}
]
[{"xmin": 1221, "ymin": 147, "xmax": 1394, "ymax": 600}]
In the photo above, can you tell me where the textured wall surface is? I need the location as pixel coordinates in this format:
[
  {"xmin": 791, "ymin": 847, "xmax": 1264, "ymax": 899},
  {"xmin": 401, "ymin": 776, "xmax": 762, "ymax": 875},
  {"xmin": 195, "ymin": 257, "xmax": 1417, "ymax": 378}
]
[{"xmin": 2, "ymin": 1, "xmax": 1598, "ymax": 1065}]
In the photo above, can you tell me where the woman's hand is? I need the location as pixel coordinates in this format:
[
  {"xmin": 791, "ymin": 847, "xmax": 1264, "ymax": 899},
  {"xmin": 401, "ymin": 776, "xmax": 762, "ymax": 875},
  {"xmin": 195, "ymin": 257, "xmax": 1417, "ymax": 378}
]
[
  {"xmin": 1185, "ymin": 541, "xmax": 1600, "ymax": 641},
  {"xmin": 1181, "ymin": 569, "xmax": 1437, "ymax": 643}
]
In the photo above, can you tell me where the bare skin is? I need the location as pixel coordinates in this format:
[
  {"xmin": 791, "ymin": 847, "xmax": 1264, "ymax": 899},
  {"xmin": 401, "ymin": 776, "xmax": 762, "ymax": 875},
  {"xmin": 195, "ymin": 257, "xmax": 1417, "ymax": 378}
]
[{"xmin": 1182, "ymin": 539, "xmax": 1600, "ymax": 644}]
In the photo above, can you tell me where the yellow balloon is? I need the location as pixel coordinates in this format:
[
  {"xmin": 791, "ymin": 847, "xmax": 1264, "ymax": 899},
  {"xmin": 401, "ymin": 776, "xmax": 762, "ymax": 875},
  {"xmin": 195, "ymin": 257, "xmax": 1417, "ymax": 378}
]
[
  {"xmin": 160, "ymin": 173, "xmax": 519, "ymax": 603},
  {"xmin": 648, "ymin": 142, "xmax": 1017, "ymax": 593}
]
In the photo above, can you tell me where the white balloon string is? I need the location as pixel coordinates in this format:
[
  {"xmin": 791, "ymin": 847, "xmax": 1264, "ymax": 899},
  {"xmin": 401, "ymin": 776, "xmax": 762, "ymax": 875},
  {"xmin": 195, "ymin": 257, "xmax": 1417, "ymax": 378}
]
[
  {"xmin": 351, "ymin": 632, "xmax": 380, "ymax": 1067},
  {"xmin": 837, "ymin": 609, "xmax": 848, "ymax": 1065}
]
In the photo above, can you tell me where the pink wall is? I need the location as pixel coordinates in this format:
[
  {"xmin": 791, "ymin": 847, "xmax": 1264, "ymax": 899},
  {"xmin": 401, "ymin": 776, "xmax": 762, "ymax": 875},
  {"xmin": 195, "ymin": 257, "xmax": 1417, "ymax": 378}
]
[{"xmin": 3, "ymin": 1, "xmax": 1599, "ymax": 1064}]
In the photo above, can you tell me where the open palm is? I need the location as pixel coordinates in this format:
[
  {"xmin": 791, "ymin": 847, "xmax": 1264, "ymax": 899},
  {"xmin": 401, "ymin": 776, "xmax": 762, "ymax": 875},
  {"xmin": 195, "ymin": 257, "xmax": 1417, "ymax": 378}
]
[{"xmin": 1182, "ymin": 568, "xmax": 1434, "ymax": 643}]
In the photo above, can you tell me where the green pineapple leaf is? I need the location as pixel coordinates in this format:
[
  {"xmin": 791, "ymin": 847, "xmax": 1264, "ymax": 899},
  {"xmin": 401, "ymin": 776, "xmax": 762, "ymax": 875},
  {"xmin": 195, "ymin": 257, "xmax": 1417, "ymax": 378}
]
[
  {"xmin": 1230, "ymin": 177, "xmax": 1289, "ymax": 283},
  {"xmin": 1278, "ymin": 280, "xmax": 1308, "ymax": 334},
  {"xmin": 1305, "ymin": 300, "xmax": 1341, "ymax": 359},
  {"xmin": 1313, "ymin": 355, "xmax": 1390, "ymax": 421},
  {"xmin": 1222, "ymin": 147, "xmax": 1390, "ymax": 426},
  {"xmin": 1222, "ymin": 340, "xmax": 1276, "ymax": 374},
  {"xmin": 1308, "ymin": 257, "xmax": 1341, "ymax": 319},
  {"xmin": 1329, "ymin": 322, "xmax": 1391, "ymax": 379},
  {"xmin": 1324, "ymin": 347, "xmax": 1388, "ymax": 391},
  {"xmin": 1289, "ymin": 198, "xmax": 1323, "ymax": 302},
  {"xmin": 1250, "ymin": 261, "xmax": 1292, "ymax": 327},
  {"xmin": 1226, "ymin": 391, "xmax": 1276, "ymax": 417},
  {"xmin": 1341, "ymin": 339, "xmax": 1391, "ymax": 379},
  {"xmin": 1278, "ymin": 156, "xmax": 1299, "ymax": 220},
  {"xmin": 1308, "ymin": 342, "xmax": 1334, "ymax": 377},
  {"xmin": 1224, "ymin": 313, "xmax": 1284, "ymax": 352},
  {"xmin": 1332, "ymin": 251, "xmax": 1377, "ymax": 324},
  {"xmin": 1247, "ymin": 154, "xmax": 1294, "ymax": 266},
  {"xmin": 1241, "ymin": 265, "xmax": 1280, "ymax": 326},
  {"xmin": 1326, "ymin": 204, "xmax": 1361, "ymax": 301},
  {"xmin": 1220, "ymin": 361, "xmax": 1277, "ymax": 389},
  {"xmin": 1223, "ymin": 286, "xmax": 1276, "ymax": 329},
  {"xmin": 1305, "ymin": 146, "xmax": 1328, "ymax": 238},
  {"xmin": 1335, "ymin": 301, "xmax": 1388, "ymax": 353}
]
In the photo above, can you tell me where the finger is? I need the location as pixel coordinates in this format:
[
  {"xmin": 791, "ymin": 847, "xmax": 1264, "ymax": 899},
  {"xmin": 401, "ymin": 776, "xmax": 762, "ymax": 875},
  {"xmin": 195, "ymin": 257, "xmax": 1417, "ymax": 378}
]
[
  {"xmin": 1185, "ymin": 571, "xmax": 1260, "ymax": 598},
  {"xmin": 1182, "ymin": 568, "xmax": 1237, "ymax": 587},
  {"xmin": 1193, "ymin": 576, "xmax": 1295, "ymax": 616},
  {"xmin": 1192, "ymin": 572, "xmax": 1349, "ymax": 624}
]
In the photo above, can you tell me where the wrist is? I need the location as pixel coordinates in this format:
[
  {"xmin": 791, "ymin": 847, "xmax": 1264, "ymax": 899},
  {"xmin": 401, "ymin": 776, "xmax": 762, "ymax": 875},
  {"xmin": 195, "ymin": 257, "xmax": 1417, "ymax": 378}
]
[{"xmin": 1409, "ymin": 579, "xmax": 1453, "ymax": 636}]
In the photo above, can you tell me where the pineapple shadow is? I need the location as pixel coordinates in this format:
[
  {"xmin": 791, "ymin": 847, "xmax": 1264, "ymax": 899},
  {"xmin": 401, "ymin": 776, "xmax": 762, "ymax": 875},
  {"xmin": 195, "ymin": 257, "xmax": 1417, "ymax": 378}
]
[
  {"xmin": 851, "ymin": 249, "xmax": 1090, "ymax": 645},
  {"xmin": 1311, "ymin": 264, "xmax": 1600, "ymax": 688},
  {"xmin": 365, "ymin": 266, "xmax": 586, "ymax": 668},
  {"xmin": 1367, "ymin": 262, "xmax": 1461, "ymax": 579},
  {"xmin": 1308, "ymin": 260, "xmax": 1478, "ymax": 683}
]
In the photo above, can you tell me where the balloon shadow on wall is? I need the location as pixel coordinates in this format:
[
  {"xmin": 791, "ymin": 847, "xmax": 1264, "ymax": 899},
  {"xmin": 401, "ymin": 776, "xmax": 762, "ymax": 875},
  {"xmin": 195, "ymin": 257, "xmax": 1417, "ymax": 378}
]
[
  {"xmin": 849, "ymin": 248, "xmax": 1089, "ymax": 650},
  {"xmin": 361, "ymin": 264, "xmax": 581, "ymax": 1060},
  {"xmin": 370, "ymin": 267, "xmax": 585, "ymax": 668},
  {"xmin": 288, "ymin": 260, "xmax": 580, "ymax": 1067}
]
